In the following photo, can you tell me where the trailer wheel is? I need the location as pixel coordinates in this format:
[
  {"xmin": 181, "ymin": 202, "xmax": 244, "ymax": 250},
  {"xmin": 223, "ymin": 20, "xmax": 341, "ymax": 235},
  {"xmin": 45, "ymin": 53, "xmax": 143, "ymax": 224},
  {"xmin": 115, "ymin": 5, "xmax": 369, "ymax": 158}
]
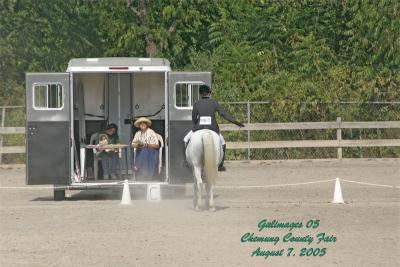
[{"xmin": 54, "ymin": 188, "xmax": 65, "ymax": 201}]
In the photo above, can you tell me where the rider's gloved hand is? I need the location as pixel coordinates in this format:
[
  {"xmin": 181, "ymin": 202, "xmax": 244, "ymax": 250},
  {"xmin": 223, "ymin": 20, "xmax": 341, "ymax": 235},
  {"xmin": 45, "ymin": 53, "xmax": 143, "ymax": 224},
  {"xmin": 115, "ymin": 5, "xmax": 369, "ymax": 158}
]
[{"xmin": 235, "ymin": 121, "xmax": 245, "ymax": 127}]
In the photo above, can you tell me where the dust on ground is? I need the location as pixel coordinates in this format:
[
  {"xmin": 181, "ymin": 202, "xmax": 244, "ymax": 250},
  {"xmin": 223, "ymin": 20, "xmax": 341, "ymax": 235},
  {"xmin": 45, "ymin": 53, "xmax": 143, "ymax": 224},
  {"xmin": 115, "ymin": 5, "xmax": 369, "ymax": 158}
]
[{"xmin": 0, "ymin": 159, "xmax": 399, "ymax": 267}]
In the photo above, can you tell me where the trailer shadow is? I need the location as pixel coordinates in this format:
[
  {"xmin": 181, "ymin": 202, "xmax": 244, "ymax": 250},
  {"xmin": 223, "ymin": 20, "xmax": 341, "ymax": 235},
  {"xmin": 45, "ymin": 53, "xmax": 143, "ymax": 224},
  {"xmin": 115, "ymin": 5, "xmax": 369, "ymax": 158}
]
[
  {"xmin": 30, "ymin": 189, "xmax": 121, "ymax": 201},
  {"xmin": 30, "ymin": 186, "xmax": 221, "ymax": 202}
]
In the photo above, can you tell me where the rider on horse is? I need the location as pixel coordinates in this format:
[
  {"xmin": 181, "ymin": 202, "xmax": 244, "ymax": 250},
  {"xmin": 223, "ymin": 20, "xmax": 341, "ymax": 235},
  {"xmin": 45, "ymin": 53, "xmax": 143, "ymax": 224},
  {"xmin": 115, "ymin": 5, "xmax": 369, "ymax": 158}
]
[{"xmin": 183, "ymin": 84, "xmax": 245, "ymax": 171}]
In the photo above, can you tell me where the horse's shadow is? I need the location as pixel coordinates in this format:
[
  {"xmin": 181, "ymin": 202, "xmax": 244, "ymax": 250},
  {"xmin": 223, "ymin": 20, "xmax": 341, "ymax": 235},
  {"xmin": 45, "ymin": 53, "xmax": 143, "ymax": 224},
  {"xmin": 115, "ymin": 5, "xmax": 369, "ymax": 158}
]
[
  {"xmin": 210, "ymin": 205, "xmax": 229, "ymax": 211},
  {"xmin": 214, "ymin": 205, "xmax": 229, "ymax": 211},
  {"xmin": 187, "ymin": 204, "xmax": 229, "ymax": 212}
]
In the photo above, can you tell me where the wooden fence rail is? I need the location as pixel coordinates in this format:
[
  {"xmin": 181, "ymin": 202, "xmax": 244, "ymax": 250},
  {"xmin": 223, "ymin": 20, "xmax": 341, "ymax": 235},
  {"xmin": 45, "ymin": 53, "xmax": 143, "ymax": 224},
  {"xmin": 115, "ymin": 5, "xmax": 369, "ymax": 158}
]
[
  {"xmin": 1, "ymin": 117, "xmax": 400, "ymax": 161},
  {"xmin": 0, "ymin": 106, "xmax": 24, "ymax": 163},
  {"xmin": 0, "ymin": 127, "xmax": 24, "ymax": 134},
  {"xmin": 220, "ymin": 121, "xmax": 400, "ymax": 131},
  {"xmin": 0, "ymin": 146, "xmax": 25, "ymax": 154},
  {"xmin": 220, "ymin": 117, "xmax": 400, "ymax": 160},
  {"xmin": 0, "ymin": 125, "xmax": 25, "ymax": 155}
]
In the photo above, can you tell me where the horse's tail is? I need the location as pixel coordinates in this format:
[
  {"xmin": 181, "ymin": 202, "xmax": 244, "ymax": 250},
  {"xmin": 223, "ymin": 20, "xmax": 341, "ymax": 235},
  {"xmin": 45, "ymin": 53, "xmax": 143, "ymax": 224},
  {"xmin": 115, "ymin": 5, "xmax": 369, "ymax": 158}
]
[{"xmin": 202, "ymin": 131, "xmax": 217, "ymax": 185}]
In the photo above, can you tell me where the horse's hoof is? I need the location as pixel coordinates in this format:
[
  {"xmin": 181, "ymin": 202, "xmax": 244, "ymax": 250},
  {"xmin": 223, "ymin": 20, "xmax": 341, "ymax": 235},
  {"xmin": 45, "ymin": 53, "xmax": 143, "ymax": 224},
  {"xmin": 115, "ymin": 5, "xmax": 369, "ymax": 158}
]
[
  {"xmin": 209, "ymin": 207, "xmax": 216, "ymax": 212},
  {"xmin": 194, "ymin": 206, "xmax": 202, "ymax": 212}
]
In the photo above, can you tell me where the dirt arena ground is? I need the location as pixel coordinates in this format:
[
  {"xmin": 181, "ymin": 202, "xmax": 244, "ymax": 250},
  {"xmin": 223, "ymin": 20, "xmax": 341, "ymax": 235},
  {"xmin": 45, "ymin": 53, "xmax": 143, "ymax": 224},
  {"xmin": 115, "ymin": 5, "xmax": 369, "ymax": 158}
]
[{"xmin": 0, "ymin": 159, "xmax": 399, "ymax": 267}]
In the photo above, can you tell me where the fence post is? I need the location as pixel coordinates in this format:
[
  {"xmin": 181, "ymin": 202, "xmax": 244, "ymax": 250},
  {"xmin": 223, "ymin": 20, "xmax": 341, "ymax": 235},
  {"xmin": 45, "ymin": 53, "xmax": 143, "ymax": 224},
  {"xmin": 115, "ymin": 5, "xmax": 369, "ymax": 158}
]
[
  {"xmin": 0, "ymin": 107, "xmax": 5, "ymax": 164},
  {"xmin": 360, "ymin": 129, "xmax": 363, "ymax": 158},
  {"xmin": 247, "ymin": 100, "xmax": 251, "ymax": 160},
  {"xmin": 336, "ymin": 117, "xmax": 342, "ymax": 160}
]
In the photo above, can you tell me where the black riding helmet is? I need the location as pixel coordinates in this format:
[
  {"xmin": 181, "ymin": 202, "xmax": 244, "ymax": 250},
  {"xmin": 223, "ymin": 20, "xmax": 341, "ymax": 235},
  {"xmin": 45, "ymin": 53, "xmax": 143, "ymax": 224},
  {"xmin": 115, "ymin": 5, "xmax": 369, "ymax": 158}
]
[{"xmin": 199, "ymin": 84, "xmax": 211, "ymax": 95}]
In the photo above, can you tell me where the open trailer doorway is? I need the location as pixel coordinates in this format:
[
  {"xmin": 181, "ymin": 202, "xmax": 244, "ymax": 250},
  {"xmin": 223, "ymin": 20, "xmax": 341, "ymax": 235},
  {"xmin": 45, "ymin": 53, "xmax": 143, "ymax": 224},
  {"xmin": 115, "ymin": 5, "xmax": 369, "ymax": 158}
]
[
  {"xmin": 25, "ymin": 57, "xmax": 212, "ymax": 200},
  {"xmin": 72, "ymin": 71, "xmax": 167, "ymax": 183}
]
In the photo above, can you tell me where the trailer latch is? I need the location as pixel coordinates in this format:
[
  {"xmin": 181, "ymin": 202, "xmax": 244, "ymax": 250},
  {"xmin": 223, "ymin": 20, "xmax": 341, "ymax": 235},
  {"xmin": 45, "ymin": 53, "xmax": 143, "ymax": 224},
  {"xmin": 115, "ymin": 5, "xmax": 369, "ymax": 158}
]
[{"xmin": 28, "ymin": 126, "xmax": 36, "ymax": 136}]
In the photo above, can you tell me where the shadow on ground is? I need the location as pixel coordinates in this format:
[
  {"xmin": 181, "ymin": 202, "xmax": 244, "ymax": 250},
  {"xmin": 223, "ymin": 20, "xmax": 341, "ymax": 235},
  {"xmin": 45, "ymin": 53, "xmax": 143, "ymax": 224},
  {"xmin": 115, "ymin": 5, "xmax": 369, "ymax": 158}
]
[{"xmin": 30, "ymin": 186, "xmax": 220, "ymax": 202}]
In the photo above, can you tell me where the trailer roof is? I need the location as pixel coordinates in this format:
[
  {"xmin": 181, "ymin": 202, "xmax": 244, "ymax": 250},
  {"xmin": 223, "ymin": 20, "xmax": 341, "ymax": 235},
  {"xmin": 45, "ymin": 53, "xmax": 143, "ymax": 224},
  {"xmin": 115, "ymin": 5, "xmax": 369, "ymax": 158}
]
[{"xmin": 67, "ymin": 57, "xmax": 171, "ymax": 72}]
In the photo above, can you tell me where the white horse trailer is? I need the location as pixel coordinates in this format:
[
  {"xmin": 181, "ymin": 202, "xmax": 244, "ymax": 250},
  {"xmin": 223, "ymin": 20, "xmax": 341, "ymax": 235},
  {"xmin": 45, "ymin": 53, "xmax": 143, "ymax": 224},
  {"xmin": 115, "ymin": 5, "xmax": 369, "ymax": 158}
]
[{"xmin": 25, "ymin": 57, "xmax": 211, "ymax": 200}]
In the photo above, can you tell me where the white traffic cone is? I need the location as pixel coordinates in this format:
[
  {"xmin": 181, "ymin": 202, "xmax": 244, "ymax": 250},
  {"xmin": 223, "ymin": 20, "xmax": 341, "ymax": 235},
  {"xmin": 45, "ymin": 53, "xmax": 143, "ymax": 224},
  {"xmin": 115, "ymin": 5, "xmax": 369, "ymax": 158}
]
[
  {"xmin": 120, "ymin": 179, "xmax": 132, "ymax": 205},
  {"xmin": 332, "ymin": 177, "xmax": 344, "ymax": 204}
]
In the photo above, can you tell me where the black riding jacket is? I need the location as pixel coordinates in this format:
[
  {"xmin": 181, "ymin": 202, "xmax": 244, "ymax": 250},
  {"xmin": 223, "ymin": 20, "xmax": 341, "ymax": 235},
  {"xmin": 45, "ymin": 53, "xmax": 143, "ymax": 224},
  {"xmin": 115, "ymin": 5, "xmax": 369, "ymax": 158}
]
[{"xmin": 192, "ymin": 96, "xmax": 237, "ymax": 134}]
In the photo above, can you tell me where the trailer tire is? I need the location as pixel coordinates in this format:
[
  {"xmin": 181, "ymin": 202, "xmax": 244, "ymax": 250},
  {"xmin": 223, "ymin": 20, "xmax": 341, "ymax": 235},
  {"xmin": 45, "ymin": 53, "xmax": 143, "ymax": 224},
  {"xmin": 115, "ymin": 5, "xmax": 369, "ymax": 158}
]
[{"xmin": 54, "ymin": 188, "xmax": 65, "ymax": 201}]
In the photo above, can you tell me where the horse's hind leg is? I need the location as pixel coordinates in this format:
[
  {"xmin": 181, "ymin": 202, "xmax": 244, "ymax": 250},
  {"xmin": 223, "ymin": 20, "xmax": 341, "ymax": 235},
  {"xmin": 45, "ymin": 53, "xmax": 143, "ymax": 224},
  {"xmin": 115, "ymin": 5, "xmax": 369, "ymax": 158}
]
[
  {"xmin": 193, "ymin": 166, "xmax": 202, "ymax": 211},
  {"xmin": 206, "ymin": 183, "xmax": 216, "ymax": 212},
  {"xmin": 193, "ymin": 181, "xmax": 201, "ymax": 210}
]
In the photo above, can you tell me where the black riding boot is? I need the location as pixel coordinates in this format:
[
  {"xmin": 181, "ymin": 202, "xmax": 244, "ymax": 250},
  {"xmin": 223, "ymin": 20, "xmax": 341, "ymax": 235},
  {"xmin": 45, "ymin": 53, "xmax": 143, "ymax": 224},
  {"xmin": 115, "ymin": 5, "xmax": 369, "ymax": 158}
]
[
  {"xmin": 218, "ymin": 144, "xmax": 226, "ymax": 171},
  {"xmin": 182, "ymin": 142, "xmax": 189, "ymax": 167}
]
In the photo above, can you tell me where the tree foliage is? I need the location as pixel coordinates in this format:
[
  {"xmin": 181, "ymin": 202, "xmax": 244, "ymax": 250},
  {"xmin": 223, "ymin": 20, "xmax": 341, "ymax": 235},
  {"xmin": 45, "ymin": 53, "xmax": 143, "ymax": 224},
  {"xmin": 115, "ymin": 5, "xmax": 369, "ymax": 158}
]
[{"xmin": 1, "ymin": 0, "xmax": 399, "ymax": 111}]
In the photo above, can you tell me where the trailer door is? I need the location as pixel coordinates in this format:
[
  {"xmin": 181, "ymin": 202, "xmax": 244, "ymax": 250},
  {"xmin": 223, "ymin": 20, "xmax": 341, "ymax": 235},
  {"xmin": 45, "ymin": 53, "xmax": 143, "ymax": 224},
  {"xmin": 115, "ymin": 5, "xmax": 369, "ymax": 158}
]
[
  {"xmin": 26, "ymin": 73, "xmax": 71, "ymax": 185},
  {"xmin": 168, "ymin": 72, "xmax": 212, "ymax": 181}
]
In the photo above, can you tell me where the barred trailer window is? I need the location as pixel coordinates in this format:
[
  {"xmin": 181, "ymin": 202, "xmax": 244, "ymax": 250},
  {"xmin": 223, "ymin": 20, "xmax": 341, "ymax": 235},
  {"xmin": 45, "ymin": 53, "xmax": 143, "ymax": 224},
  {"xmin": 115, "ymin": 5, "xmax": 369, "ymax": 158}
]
[
  {"xmin": 175, "ymin": 82, "xmax": 202, "ymax": 108},
  {"xmin": 33, "ymin": 84, "xmax": 63, "ymax": 109}
]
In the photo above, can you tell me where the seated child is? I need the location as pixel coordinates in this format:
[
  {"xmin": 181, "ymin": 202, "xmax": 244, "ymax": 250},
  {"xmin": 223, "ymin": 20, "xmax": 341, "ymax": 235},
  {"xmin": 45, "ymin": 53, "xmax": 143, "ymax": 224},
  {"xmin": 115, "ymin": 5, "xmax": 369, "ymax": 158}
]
[{"xmin": 96, "ymin": 134, "xmax": 109, "ymax": 156}]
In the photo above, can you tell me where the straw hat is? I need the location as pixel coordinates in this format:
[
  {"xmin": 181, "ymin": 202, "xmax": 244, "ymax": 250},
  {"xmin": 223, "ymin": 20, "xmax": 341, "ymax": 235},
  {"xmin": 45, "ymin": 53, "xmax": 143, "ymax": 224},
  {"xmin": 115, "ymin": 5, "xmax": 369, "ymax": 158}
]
[{"xmin": 134, "ymin": 117, "xmax": 152, "ymax": 128}]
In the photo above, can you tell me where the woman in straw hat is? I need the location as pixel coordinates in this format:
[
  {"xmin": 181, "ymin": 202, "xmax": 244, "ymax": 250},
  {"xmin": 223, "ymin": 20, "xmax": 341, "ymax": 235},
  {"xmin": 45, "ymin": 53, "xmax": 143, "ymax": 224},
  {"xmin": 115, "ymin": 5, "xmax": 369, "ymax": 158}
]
[{"xmin": 131, "ymin": 117, "xmax": 160, "ymax": 177}]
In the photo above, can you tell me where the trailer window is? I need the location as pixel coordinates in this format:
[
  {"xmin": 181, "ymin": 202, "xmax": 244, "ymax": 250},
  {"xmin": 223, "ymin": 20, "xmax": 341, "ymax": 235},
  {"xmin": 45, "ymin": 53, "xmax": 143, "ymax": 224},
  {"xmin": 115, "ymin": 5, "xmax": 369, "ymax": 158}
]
[
  {"xmin": 34, "ymin": 84, "xmax": 63, "ymax": 109},
  {"xmin": 175, "ymin": 82, "xmax": 202, "ymax": 108}
]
